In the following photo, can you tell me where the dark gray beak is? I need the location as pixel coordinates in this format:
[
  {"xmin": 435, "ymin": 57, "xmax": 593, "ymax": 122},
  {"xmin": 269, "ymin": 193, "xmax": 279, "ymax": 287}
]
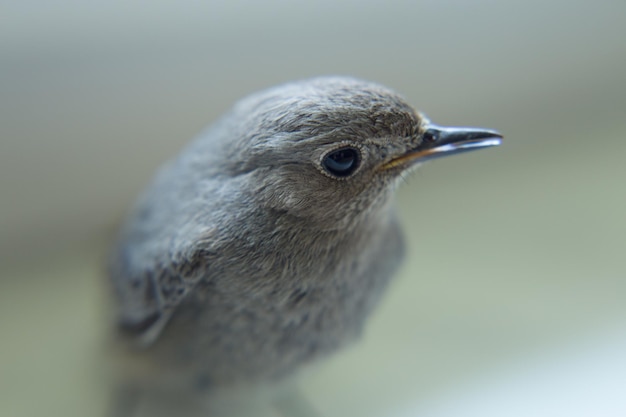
[
  {"xmin": 382, "ymin": 124, "xmax": 502, "ymax": 170},
  {"xmin": 418, "ymin": 124, "xmax": 503, "ymax": 161}
]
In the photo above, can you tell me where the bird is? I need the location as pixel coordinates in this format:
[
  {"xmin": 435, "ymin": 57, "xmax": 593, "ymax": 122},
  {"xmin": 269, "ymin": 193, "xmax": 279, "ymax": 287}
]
[{"xmin": 107, "ymin": 76, "xmax": 501, "ymax": 414}]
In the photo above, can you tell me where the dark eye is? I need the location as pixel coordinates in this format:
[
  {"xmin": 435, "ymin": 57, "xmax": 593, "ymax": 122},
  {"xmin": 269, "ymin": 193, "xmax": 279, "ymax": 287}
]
[{"xmin": 322, "ymin": 147, "xmax": 360, "ymax": 178}]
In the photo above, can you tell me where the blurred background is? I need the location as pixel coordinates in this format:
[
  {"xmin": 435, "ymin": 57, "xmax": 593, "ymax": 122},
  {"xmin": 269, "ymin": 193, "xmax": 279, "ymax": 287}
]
[{"xmin": 1, "ymin": 0, "xmax": 625, "ymax": 416}]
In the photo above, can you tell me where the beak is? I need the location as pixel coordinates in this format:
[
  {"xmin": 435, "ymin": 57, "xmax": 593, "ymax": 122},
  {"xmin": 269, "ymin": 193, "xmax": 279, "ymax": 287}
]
[{"xmin": 382, "ymin": 124, "xmax": 502, "ymax": 170}]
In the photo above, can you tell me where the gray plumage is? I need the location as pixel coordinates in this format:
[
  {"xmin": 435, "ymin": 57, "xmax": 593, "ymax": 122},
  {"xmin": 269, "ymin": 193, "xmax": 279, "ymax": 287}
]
[{"xmin": 108, "ymin": 76, "xmax": 500, "ymax": 395}]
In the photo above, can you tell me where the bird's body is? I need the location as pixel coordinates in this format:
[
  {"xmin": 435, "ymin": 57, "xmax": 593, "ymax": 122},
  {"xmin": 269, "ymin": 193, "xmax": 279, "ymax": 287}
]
[{"xmin": 108, "ymin": 77, "xmax": 501, "ymax": 400}]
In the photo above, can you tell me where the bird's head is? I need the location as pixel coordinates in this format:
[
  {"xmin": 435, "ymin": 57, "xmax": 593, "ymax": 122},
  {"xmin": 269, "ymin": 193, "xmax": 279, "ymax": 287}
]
[{"xmin": 210, "ymin": 77, "xmax": 501, "ymax": 229}]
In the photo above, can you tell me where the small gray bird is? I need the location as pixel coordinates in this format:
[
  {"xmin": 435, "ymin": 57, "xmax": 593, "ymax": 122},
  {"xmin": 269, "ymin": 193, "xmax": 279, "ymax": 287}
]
[{"xmin": 108, "ymin": 76, "xmax": 501, "ymax": 410}]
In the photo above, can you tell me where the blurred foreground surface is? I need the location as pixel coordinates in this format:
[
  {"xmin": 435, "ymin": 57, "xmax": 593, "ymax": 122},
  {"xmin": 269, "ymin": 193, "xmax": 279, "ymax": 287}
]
[{"xmin": 1, "ymin": 1, "xmax": 625, "ymax": 416}]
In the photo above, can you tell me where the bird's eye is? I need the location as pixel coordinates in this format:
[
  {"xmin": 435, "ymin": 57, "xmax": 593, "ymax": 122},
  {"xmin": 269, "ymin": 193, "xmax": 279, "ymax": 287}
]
[{"xmin": 322, "ymin": 147, "xmax": 360, "ymax": 178}]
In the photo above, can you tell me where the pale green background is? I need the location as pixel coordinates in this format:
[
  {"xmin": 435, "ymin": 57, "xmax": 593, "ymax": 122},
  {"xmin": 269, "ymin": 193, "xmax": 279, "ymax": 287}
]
[{"xmin": 1, "ymin": 1, "xmax": 625, "ymax": 416}]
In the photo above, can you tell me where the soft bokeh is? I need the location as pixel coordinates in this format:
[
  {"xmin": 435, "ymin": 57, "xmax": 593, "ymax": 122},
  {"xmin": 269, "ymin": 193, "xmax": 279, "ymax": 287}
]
[{"xmin": 1, "ymin": 1, "xmax": 625, "ymax": 416}]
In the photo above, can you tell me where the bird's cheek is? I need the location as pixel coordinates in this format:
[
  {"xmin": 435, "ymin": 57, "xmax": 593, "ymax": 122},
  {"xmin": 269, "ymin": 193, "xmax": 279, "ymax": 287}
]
[
  {"xmin": 260, "ymin": 177, "xmax": 314, "ymax": 212},
  {"xmin": 276, "ymin": 192, "xmax": 309, "ymax": 211}
]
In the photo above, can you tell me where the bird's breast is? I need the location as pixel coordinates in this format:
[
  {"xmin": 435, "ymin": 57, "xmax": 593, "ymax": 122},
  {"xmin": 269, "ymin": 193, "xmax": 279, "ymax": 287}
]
[{"xmin": 153, "ymin": 210, "xmax": 405, "ymax": 385}]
